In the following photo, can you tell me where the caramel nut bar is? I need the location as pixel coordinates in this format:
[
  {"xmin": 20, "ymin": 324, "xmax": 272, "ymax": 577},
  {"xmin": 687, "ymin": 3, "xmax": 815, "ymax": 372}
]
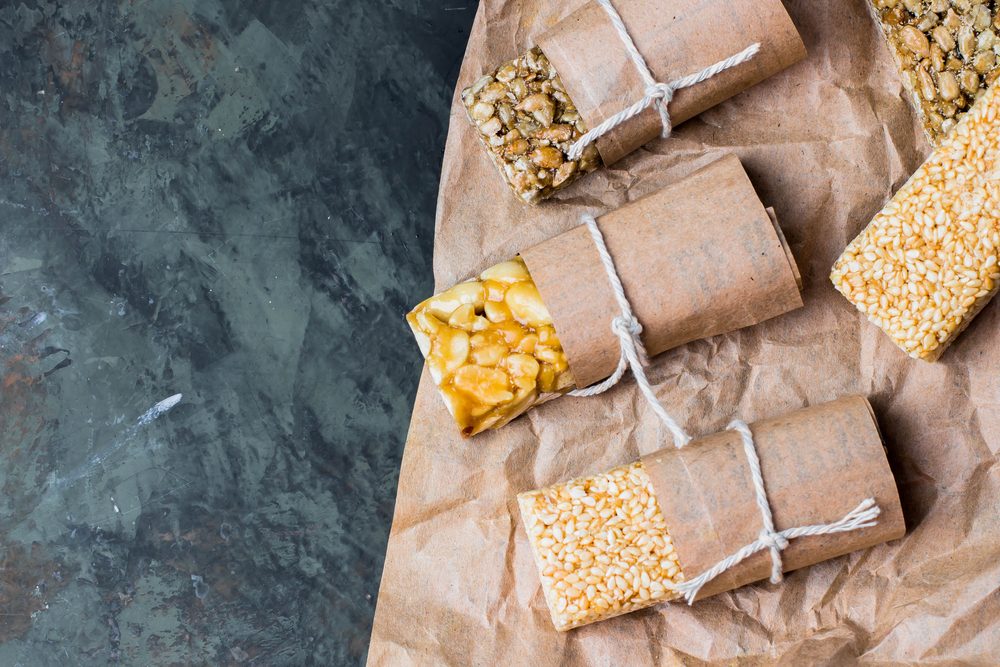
[
  {"xmin": 872, "ymin": 0, "xmax": 1000, "ymax": 143},
  {"xmin": 406, "ymin": 257, "xmax": 575, "ymax": 436},
  {"xmin": 461, "ymin": 47, "xmax": 602, "ymax": 204}
]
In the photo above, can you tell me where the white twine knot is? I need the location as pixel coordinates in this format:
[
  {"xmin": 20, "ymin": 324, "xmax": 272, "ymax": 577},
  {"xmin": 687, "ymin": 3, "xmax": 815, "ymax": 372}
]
[
  {"xmin": 664, "ymin": 420, "xmax": 882, "ymax": 604},
  {"xmin": 757, "ymin": 529, "xmax": 790, "ymax": 552},
  {"xmin": 644, "ymin": 82, "xmax": 676, "ymax": 103},
  {"xmin": 566, "ymin": 0, "xmax": 760, "ymax": 161},
  {"xmin": 567, "ymin": 214, "xmax": 690, "ymax": 449},
  {"xmin": 757, "ymin": 529, "xmax": 790, "ymax": 584},
  {"xmin": 611, "ymin": 314, "xmax": 642, "ymax": 339}
]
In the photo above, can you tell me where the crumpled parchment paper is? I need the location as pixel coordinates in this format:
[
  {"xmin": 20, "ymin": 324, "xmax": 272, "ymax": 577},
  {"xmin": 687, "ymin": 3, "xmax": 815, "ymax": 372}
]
[{"xmin": 368, "ymin": 0, "xmax": 1000, "ymax": 663}]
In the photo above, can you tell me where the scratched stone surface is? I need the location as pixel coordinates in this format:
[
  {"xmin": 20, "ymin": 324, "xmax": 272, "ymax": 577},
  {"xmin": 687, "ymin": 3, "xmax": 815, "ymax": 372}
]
[{"xmin": 0, "ymin": 1, "xmax": 475, "ymax": 664}]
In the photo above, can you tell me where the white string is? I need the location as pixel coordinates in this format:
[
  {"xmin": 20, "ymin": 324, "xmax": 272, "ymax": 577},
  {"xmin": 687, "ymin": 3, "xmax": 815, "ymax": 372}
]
[
  {"xmin": 567, "ymin": 214, "xmax": 692, "ymax": 449},
  {"xmin": 563, "ymin": 211, "xmax": 881, "ymax": 602},
  {"xmin": 664, "ymin": 420, "xmax": 882, "ymax": 605},
  {"xmin": 566, "ymin": 0, "xmax": 760, "ymax": 161},
  {"xmin": 730, "ymin": 419, "xmax": 789, "ymax": 584}
]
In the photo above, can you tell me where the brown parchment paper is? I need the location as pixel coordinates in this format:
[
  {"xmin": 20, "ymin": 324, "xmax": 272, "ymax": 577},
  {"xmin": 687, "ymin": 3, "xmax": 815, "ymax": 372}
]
[
  {"xmin": 369, "ymin": 0, "xmax": 1000, "ymax": 664},
  {"xmin": 536, "ymin": 0, "xmax": 807, "ymax": 164},
  {"xmin": 522, "ymin": 154, "xmax": 802, "ymax": 388},
  {"xmin": 644, "ymin": 395, "xmax": 904, "ymax": 602}
]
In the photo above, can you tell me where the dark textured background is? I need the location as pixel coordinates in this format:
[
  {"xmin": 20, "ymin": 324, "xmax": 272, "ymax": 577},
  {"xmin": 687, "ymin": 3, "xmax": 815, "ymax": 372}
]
[{"xmin": 0, "ymin": 1, "xmax": 476, "ymax": 663}]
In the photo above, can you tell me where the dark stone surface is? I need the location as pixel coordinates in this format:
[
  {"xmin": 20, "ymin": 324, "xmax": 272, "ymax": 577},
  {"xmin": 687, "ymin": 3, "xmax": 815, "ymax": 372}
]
[{"xmin": 0, "ymin": 1, "xmax": 475, "ymax": 664}]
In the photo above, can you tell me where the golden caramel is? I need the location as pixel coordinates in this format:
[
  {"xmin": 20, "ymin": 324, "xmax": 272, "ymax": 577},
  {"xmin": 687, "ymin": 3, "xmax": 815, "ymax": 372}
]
[{"xmin": 406, "ymin": 257, "xmax": 575, "ymax": 436}]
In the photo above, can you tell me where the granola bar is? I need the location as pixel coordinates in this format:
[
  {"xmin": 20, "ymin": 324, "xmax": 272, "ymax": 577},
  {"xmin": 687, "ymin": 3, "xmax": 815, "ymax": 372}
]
[
  {"xmin": 872, "ymin": 0, "xmax": 1000, "ymax": 143},
  {"xmin": 461, "ymin": 47, "xmax": 602, "ymax": 204}
]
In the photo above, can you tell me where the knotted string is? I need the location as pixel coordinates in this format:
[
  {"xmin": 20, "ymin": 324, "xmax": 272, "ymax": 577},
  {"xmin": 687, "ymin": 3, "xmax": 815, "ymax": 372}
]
[
  {"xmin": 730, "ymin": 419, "xmax": 787, "ymax": 585},
  {"xmin": 566, "ymin": 0, "xmax": 760, "ymax": 161},
  {"xmin": 566, "ymin": 213, "xmax": 882, "ymax": 604},
  {"xmin": 664, "ymin": 420, "xmax": 882, "ymax": 604},
  {"xmin": 567, "ymin": 214, "xmax": 692, "ymax": 449}
]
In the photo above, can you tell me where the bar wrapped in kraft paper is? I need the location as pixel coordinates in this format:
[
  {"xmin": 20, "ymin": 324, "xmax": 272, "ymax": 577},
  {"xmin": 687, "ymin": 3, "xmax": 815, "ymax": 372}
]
[
  {"xmin": 405, "ymin": 155, "xmax": 803, "ymax": 437},
  {"xmin": 518, "ymin": 396, "xmax": 906, "ymax": 631},
  {"xmin": 462, "ymin": 0, "xmax": 806, "ymax": 202},
  {"xmin": 521, "ymin": 154, "xmax": 803, "ymax": 390}
]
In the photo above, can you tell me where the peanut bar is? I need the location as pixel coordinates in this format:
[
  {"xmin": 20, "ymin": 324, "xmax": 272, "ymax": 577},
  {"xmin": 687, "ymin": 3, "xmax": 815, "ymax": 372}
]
[{"xmin": 406, "ymin": 257, "xmax": 575, "ymax": 437}]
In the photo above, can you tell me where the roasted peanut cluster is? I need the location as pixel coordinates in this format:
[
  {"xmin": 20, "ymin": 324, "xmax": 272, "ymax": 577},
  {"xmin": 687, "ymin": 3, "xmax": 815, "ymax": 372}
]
[
  {"xmin": 518, "ymin": 461, "xmax": 684, "ymax": 631},
  {"xmin": 873, "ymin": 0, "xmax": 1000, "ymax": 142},
  {"xmin": 461, "ymin": 47, "xmax": 602, "ymax": 204},
  {"xmin": 406, "ymin": 257, "xmax": 575, "ymax": 437},
  {"xmin": 832, "ymin": 79, "xmax": 1000, "ymax": 360}
]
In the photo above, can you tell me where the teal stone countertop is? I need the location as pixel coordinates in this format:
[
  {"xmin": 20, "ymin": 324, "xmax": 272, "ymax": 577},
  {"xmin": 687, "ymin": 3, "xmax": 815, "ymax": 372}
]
[{"xmin": 0, "ymin": 1, "xmax": 475, "ymax": 664}]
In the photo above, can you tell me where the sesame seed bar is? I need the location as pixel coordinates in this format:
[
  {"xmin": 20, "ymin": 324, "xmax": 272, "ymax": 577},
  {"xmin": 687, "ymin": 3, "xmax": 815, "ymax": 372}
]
[
  {"xmin": 406, "ymin": 257, "xmax": 575, "ymax": 437},
  {"xmin": 461, "ymin": 47, "xmax": 602, "ymax": 204},
  {"xmin": 518, "ymin": 462, "xmax": 684, "ymax": 631},
  {"xmin": 872, "ymin": 0, "xmax": 1000, "ymax": 143},
  {"xmin": 831, "ymin": 80, "xmax": 1000, "ymax": 360}
]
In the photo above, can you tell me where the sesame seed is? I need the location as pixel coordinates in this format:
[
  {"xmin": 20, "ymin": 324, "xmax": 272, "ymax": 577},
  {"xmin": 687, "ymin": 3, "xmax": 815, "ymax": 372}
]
[
  {"xmin": 517, "ymin": 462, "xmax": 684, "ymax": 630},
  {"xmin": 831, "ymin": 82, "xmax": 1000, "ymax": 361}
]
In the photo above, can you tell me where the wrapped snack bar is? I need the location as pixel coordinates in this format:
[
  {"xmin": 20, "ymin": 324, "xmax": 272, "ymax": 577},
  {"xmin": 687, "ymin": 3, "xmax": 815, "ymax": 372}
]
[
  {"xmin": 518, "ymin": 396, "xmax": 906, "ymax": 631},
  {"xmin": 406, "ymin": 156, "xmax": 803, "ymax": 436},
  {"xmin": 870, "ymin": 0, "xmax": 1000, "ymax": 143},
  {"xmin": 831, "ymin": 80, "xmax": 1000, "ymax": 361},
  {"xmin": 461, "ymin": 0, "xmax": 806, "ymax": 202}
]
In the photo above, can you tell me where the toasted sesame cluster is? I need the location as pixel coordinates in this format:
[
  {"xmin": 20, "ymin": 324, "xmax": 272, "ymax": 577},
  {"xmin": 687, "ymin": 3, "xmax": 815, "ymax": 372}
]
[
  {"xmin": 518, "ymin": 462, "xmax": 684, "ymax": 631},
  {"xmin": 831, "ymin": 81, "xmax": 1000, "ymax": 360}
]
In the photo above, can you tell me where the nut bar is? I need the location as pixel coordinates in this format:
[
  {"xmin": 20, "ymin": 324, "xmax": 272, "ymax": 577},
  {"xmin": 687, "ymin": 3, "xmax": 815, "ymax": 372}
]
[
  {"xmin": 517, "ymin": 461, "xmax": 684, "ymax": 631},
  {"xmin": 406, "ymin": 257, "xmax": 575, "ymax": 437},
  {"xmin": 461, "ymin": 48, "xmax": 602, "ymax": 204},
  {"xmin": 408, "ymin": 156, "xmax": 803, "ymax": 436},
  {"xmin": 460, "ymin": 0, "xmax": 805, "ymax": 202},
  {"xmin": 831, "ymin": 80, "xmax": 1000, "ymax": 360},
  {"xmin": 872, "ymin": 0, "xmax": 1000, "ymax": 143}
]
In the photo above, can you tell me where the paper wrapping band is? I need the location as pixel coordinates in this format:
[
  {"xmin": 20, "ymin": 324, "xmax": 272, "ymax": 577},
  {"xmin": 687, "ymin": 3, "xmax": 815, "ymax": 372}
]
[
  {"xmin": 521, "ymin": 154, "xmax": 803, "ymax": 390},
  {"xmin": 642, "ymin": 396, "xmax": 906, "ymax": 601},
  {"xmin": 536, "ymin": 0, "xmax": 807, "ymax": 165}
]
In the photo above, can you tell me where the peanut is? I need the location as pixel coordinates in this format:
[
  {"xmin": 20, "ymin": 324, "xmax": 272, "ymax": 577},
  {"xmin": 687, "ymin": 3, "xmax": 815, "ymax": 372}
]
[{"xmin": 406, "ymin": 257, "xmax": 575, "ymax": 436}]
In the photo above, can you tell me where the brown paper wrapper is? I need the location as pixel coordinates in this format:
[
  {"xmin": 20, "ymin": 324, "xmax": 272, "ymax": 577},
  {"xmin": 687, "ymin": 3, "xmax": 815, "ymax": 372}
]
[
  {"xmin": 369, "ymin": 0, "xmax": 1000, "ymax": 663},
  {"xmin": 643, "ymin": 395, "xmax": 905, "ymax": 601},
  {"xmin": 522, "ymin": 154, "xmax": 803, "ymax": 389},
  {"xmin": 536, "ymin": 0, "xmax": 807, "ymax": 165}
]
